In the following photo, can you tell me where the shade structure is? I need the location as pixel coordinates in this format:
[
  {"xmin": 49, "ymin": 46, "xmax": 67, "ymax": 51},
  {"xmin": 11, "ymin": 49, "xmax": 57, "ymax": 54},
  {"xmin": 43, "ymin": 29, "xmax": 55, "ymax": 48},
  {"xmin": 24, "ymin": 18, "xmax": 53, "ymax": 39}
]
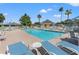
[{"xmin": 32, "ymin": 42, "xmax": 42, "ymax": 48}]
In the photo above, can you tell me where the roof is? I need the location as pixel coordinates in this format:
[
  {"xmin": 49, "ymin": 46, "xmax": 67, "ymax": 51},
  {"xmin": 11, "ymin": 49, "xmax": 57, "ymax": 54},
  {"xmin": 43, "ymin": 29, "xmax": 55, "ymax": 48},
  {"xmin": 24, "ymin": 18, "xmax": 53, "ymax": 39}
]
[
  {"xmin": 8, "ymin": 42, "xmax": 34, "ymax": 55},
  {"xmin": 42, "ymin": 20, "xmax": 53, "ymax": 24},
  {"xmin": 72, "ymin": 16, "xmax": 79, "ymax": 20},
  {"xmin": 74, "ymin": 16, "xmax": 79, "ymax": 19}
]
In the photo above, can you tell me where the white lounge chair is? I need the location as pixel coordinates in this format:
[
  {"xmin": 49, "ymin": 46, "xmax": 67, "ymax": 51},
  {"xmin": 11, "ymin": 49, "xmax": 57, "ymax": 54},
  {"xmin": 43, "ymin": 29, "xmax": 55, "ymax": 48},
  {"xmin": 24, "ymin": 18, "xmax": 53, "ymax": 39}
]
[
  {"xmin": 0, "ymin": 35, "xmax": 6, "ymax": 41},
  {"xmin": 69, "ymin": 31, "xmax": 76, "ymax": 38}
]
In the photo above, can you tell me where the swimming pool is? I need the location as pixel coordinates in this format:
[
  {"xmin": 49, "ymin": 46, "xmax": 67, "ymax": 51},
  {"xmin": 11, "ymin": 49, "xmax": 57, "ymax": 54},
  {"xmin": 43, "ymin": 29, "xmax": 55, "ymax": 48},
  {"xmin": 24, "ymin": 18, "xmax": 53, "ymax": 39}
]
[{"xmin": 25, "ymin": 28, "xmax": 64, "ymax": 41}]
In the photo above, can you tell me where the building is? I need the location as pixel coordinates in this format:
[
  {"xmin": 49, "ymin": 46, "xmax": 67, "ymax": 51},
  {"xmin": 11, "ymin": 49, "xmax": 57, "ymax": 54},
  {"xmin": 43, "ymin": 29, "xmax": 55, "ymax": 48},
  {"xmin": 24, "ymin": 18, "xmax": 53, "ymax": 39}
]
[
  {"xmin": 41, "ymin": 20, "xmax": 53, "ymax": 28},
  {"xmin": 72, "ymin": 16, "xmax": 79, "ymax": 20}
]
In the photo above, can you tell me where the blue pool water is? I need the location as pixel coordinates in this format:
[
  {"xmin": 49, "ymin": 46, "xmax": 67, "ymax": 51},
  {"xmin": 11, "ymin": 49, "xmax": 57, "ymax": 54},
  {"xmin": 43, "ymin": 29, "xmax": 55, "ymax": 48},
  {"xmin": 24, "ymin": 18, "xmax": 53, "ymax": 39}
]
[{"xmin": 25, "ymin": 28, "xmax": 64, "ymax": 41}]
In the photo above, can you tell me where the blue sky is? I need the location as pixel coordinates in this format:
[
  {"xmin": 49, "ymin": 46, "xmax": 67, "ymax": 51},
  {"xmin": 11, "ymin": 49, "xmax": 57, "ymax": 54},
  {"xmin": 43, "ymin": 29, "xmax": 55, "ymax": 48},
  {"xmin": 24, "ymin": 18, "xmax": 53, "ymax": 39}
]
[{"xmin": 0, "ymin": 3, "xmax": 79, "ymax": 24}]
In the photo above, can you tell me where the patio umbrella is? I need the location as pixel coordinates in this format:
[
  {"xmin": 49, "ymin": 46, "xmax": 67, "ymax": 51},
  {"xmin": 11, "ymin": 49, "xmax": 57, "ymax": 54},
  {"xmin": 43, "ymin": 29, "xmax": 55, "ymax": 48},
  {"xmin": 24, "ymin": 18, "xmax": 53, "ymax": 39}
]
[{"xmin": 31, "ymin": 42, "xmax": 42, "ymax": 48}]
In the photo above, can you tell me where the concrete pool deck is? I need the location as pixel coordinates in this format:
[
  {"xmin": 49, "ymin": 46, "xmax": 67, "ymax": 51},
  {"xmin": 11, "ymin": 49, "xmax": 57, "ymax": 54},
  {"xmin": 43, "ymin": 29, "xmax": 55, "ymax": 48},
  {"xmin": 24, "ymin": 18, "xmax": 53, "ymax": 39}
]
[
  {"xmin": 0, "ymin": 29, "xmax": 69, "ymax": 54},
  {"xmin": 49, "ymin": 33, "xmax": 70, "ymax": 45},
  {"xmin": 0, "ymin": 29, "xmax": 42, "ymax": 54}
]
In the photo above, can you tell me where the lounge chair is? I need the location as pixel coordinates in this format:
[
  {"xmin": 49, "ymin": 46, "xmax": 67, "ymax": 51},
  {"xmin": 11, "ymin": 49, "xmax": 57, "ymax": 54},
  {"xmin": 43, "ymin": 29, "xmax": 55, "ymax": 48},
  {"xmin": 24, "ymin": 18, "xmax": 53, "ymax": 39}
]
[
  {"xmin": 69, "ymin": 31, "xmax": 76, "ymax": 38},
  {"xmin": 31, "ymin": 49, "xmax": 37, "ymax": 55},
  {"xmin": 57, "ymin": 41, "xmax": 79, "ymax": 55},
  {"xmin": 37, "ymin": 46, "xmax": 49, "ymax": 55},
  {"xmin": 41, "ymin": 41, "xmax": 68, "ymax": 55},
  {"xmin": 0, "ymin": 35, "xmax": 6, "ymax": 41},
  {"xmin": 7, "ymin": 42, "xmax": 34, "ymax": 55},
  {"xmin": 58, "ymin": 45, "xmax": 78, "ymax": 55},
  {"xmin": 61, "ymin": 37, "xmax": 79, "ymax": 46}
]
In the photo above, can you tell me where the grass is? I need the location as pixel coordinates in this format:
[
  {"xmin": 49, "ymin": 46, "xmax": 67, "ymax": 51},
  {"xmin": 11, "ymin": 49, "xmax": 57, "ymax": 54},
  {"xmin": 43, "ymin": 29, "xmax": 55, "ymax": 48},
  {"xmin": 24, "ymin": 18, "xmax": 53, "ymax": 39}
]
[{"xmin": 0, "ymin": 26, "xmax": 6, "ymax": 30}]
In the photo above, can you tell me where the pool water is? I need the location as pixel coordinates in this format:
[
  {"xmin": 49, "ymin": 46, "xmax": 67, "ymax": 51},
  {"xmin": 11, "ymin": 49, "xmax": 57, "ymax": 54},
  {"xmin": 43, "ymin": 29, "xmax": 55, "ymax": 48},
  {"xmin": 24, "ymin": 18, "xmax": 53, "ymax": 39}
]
[{"xmin": 25, "ymin": 28, "xmax": 64, "ymax": 41}]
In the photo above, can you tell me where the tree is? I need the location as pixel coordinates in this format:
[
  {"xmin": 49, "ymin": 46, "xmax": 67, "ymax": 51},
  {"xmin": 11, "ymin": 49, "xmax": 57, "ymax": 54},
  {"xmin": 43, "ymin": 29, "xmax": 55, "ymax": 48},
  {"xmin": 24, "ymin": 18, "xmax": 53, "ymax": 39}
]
[
  {"xmin": 64, "ymin": 19, "xmax": 73, "ymax": 26},
  {"xmin": 59, "ymin": 7, "xmax": 64, "ymax": 21},
  {"xmin": 74, "ymin": 19, "xmax": 79, "ymax": 26},
  {"xmin": 65, "ymin": 9, "xmax": 72, "ymax": 20},
  {"xmin": 19, "ymin": 14, "xmax": 32, "ymax": 27},
  {"xmin": 37, "ymin": 14, "xmax": 42, "ymax": 27},
  {"xmin": 33, "ymin": 22, "xmax": 40, "ymax": 27},
  {"xmin": 0, "ymin": 13, "xmax": 5, "ymax": 23},
  {"xmin": 56, "ymin": 19, "xmax": 73, "ymax": 26}
]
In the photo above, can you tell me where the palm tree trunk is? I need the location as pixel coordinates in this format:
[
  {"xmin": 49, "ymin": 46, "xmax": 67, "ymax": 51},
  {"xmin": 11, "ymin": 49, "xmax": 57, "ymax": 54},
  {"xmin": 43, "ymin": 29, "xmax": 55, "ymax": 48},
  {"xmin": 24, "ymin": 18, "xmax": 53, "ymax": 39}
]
[
  {"xmin": 67, "ymin": 15, "xmax": 69, "ymax": 20},
  {"xmin": 61, "ymin": 12, "xmax": 62, "ymax": 22},
  {"xmin": 39, "ymin": 18, "xmax": 40, "ymax": 23},
  {"xmin": 39, "ymin": 18, "xmax": 40, "ymax": 27}
]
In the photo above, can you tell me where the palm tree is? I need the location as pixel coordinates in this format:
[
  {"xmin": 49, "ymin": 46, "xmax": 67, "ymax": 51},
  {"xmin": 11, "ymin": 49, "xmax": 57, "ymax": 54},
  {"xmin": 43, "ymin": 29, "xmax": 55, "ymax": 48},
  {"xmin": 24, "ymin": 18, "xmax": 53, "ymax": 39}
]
[
  {"xmin": 0, "ymin": 13, "xmax": 5, "ymax": 27},
  {"xmin": 59, "ymin": 7, "xmax": 64, "ymax": 21},
  {"xmin": 37, "ymin": 14, "xmax": 42, "ymax": 27},
  {"xmin": 0, "ymin": 13, "xmax": 5, "ymax": 22},
  {"xmin": 65, "ymin": 9, "xmax": 72, "ymax": 31},
  {"xmin": 65, "ymin": 9, "xmax": 72, "ymax": 20}
]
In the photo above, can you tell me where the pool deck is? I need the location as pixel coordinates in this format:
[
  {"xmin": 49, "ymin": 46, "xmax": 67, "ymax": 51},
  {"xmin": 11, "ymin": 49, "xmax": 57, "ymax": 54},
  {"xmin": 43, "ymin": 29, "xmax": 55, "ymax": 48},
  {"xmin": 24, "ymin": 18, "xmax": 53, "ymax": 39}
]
[
  {"xmin": 49, "ymin": 33, "xmax": 70, "ymax": 45},
  {"xmin": 0, "ymin": 29, "xmax": 42, "ymax": 54},
  {"xmin": 0, "ymin": 29, "xmax": 69, "ymax": 54}
]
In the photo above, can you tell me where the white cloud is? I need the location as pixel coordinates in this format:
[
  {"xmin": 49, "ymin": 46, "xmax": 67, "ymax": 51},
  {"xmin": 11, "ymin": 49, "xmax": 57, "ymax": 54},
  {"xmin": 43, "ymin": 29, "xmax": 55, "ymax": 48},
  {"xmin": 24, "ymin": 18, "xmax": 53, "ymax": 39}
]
[
  {"xmin": 47, "ymin": 8, "xmax": 52, "ymax": 11},
  {"xmin": 53, "ymin": 14, "xmax": 61, "ymax": 18},
  {"xmin": 40, "ymin": 9, "xmax": 47, "ymax": 13},
  {"xmin": 69, "ymin": 3, "xmax": 79, "ymax": 6},
  {"xmin": 4, "ymin": 13, "xmax": 8, "ymax": 16},
  {"xmin": 40, "ymin": 8, "xmax": 52, "ymax": 13}
]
